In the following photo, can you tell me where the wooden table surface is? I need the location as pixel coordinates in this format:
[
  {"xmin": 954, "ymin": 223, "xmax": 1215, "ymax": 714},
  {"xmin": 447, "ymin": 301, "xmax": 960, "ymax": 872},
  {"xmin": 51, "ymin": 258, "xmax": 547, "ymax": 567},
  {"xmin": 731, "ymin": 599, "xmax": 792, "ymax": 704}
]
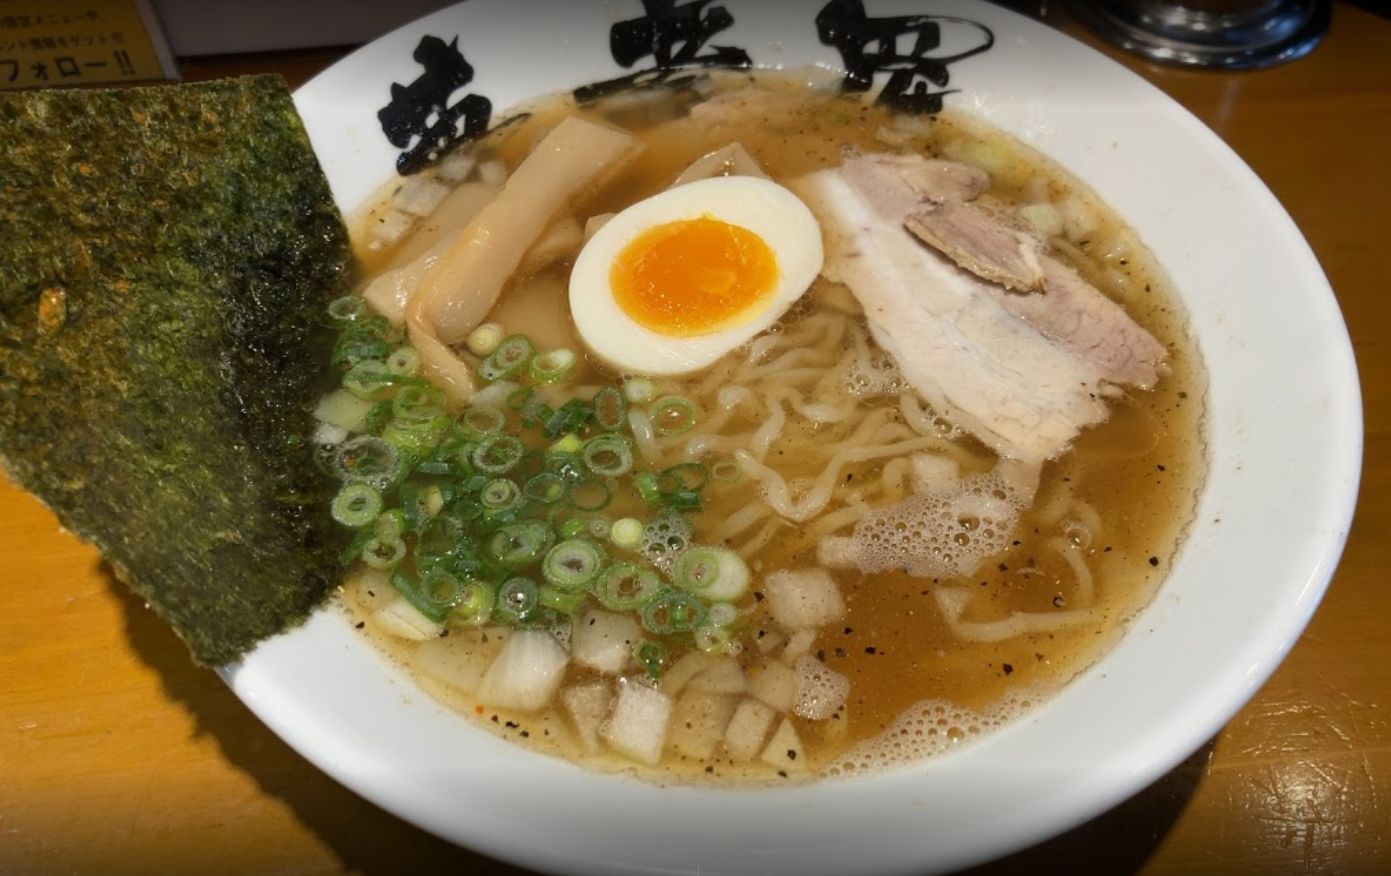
[{"xmin": 3, "ymin": 5, "xmax": 1388, "ymax": 875}]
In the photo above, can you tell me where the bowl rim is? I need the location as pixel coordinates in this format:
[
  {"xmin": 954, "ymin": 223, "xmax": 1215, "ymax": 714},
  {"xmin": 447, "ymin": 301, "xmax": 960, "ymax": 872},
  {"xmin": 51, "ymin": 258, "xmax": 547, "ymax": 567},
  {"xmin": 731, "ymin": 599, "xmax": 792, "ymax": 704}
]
[{"xmin": 223, "ymin": 2, "xmax": 1363, "ymax": 874}]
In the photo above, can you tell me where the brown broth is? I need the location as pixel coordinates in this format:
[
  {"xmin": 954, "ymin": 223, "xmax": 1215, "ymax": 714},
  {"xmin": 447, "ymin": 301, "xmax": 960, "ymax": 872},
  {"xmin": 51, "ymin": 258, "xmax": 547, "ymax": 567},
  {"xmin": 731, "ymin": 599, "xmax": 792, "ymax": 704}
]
[{"xmin": 340, "ymin": 72, "xmax": 1207, "ymax": 784}]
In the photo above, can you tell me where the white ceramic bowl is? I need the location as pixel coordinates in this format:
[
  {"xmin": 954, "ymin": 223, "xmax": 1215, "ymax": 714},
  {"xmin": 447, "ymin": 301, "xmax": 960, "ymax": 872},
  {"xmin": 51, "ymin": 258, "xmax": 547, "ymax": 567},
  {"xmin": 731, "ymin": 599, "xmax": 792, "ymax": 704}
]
[{"xmin": 222, "ymin": 2, "xmax": 1361, "ymax": 873}]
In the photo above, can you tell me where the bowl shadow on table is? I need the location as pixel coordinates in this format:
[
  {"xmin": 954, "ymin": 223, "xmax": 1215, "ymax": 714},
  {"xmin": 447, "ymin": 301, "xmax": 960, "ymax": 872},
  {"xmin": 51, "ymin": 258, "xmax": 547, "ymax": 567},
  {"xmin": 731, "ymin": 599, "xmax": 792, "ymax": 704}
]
[{"xmin": 109, "ymin": 563, "xmax": 1210, "ymax": 876}]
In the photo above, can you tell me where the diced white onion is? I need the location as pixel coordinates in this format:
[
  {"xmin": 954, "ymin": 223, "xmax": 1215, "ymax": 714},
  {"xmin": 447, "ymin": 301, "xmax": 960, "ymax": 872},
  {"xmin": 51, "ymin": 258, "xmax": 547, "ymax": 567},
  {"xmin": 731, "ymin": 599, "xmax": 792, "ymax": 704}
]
[
  {"xmin": 571, "ymin": 608, "xmax": 641, "ymax": 675},
  {"xmin": 561, "ymin": 681, "xmax": 613, "ymax": 754},
  {"xmin": 723, "ymin": 697, "xmax": 777, "ymax": 762},
  {"xmin": 477, "ymin": 629, "xmax": 569, "ymax": 712},
  {"xmin": 748, "ymin": 660, "xmax": 797, "ymax": 713},
  {"xmin": 792, "ymin": 656, "xmax": 850, "ymax": 720},
  {"xmin": 601, "ymin": 678, "xmax": 673, "ymax": 765},
  {"xmin": 764, "ymin": 568, "xmax": 846, "ymax": 631}
]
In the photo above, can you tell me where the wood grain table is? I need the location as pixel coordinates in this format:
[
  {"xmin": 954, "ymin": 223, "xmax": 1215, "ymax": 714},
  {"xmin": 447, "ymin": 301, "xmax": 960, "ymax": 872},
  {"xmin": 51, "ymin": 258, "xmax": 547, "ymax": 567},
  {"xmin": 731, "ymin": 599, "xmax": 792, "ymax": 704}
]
[{"xmin": 3, "ymin": 5, "xmax": 1388, "ymax": 874}]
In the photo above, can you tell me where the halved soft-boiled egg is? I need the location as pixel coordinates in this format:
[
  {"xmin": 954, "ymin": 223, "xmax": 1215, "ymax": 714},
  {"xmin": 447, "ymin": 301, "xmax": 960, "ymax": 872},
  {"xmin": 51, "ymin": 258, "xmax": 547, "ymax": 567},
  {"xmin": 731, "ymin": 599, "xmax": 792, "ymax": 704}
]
[{"xmin": 569, "ymin": 176, "xmax": 823, "ymax": 375}]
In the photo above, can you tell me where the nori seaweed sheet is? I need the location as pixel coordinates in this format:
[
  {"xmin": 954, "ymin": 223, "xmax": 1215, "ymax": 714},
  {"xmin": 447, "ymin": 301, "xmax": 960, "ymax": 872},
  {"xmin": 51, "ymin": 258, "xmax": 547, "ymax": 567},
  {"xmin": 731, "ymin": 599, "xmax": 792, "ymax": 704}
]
[{"xmin": 0, "ymin": 76, "xmax": 351, "ymax": 665}]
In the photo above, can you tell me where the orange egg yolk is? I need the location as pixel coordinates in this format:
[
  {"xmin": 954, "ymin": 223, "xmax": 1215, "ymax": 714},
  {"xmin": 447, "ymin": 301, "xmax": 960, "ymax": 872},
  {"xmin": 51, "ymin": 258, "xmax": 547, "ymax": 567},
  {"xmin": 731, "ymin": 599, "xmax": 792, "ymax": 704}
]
[{"xmin": 610, "ymin": 215, "xmax": 778, "ymax": 337}]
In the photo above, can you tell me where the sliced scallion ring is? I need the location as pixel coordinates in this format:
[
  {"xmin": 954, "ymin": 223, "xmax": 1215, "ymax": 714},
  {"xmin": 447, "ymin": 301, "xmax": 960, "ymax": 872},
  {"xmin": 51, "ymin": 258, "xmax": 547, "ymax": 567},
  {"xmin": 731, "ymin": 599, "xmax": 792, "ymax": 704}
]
[
  {"xmin": 466, "ymin": 322, "xmax": 504, "ymax": 357},
  {"xmin": 451, "ymin": 579, "xmax": 497, "ymax": 627},
  {"xmin": 457, "ymin": 404, "xmax": 506, "ymax": 438},
  {"xmin": 592, "ymin": 386, "xmax": 626, "ymax": 431},
  {"xmin": 333, "ymin": 436, "xmax": 403, "ymax": 489},
  {"xmin": 530, "ymin": 348, "xmax": 578, "ymax": 384},
  {"xmin": 581, "ymin": 434, "xmax": 633, "ymax": 478},
  {"xmin": 479, "ymin": 334, "xmax": 534, "ymax": 382},
  {"xmin": 486, "ymin": 520, "xmax": 555, "ymax": 570},
  {"xmin": 494, "ymin": 577, "xmax": 540, "ymax": 625},
  {"xmin": 479, "ymin": 477, "xmax": 522, "ymax": 512},
  {"xmin": 649, "ymin": 395, "xmax": 698, "ymax": 435},
  {"xmin": 622, "ymin": 376, "xmax": 655, "ymax": 404},
  {"xmin": 538, "ymin": 585, "xmax": 588, "ymax": 615},
  {"xmin": 672, "ymin": 545, "xmax": 750, "ymax": 602},
  {"xmin": 610, "ymin": 517, "xmax": 643, "ymax": 549},
  {"xmin": 331, "ymin": 482, "xmax": 382, "ymax": 527},
  {"xmin": 392, "ymin": 384, "xmax": 444, "ymax": 423},
  {"xmin": 542, "ymin": 539, "xmax": 606, "ymax": 592},
  {"xmin": 568, "ymin": 478, "xmax": 612, "ymax": 511},
  {"xmin": 361, "ymin": 535, "xmax": 406, "ymax": 570},
  {"xmin": 524, "ymin": 473, "xmax": 568, "ymax": 505},
  {"xmin": 386, "ymin": 346, "xmax": 420, "ymax": 376},
  {"xmin": 326, "ymin": 295, "xmax": 366, "ymax": 323},
  {"xmin": 706, "ymin": 601, "xmax": 740, "ymax": 628},
  {"xmin": 640, "ymin": 589, "xmax": 707, "ymax": 635},
  {"xmin": 693, "ymin": 623, "xmax": 740, "ymax": 654},
  {"xmin": 471, "ymin": 434, "xmax": 524, "ymax": 475},
  {"xmin": 593, "ymin": 562, "xmax": 662, "ymax": 611},
  {"xmin": 342, "ymin": 359, "xmax": 391, "ymax": 399}
]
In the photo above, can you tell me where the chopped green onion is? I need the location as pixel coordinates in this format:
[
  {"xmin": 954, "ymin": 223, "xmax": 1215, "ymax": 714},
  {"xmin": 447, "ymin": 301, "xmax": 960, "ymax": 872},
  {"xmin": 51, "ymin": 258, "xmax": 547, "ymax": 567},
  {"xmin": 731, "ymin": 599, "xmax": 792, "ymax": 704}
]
[
  {"xmin": 568, "ymin": 478, "xmax": 612, "ymax": 511},
  {"xmin": 530, "ymin": 348, "xmax": 578, "ymax": 384},
  {"xmin": 538, "ymin": 585, "xmax": 587, "ymax": 615},
  {"xmin": 693, "ymin": 623, "xmax": 739, "ymax": 654},
  {"xmin": 634, "ymin": 639, "xmax": 668, "ymax": 680},
  {"xmin": 389, "ymin": 570, "xmax": 463, "ymax": 625},
  {"xmin": 593, "ymin": 562, "xmax": 662, "ymax": 611},
  {"xmin": 672, "ymin": 546, "xmax": 750, "ymax": 601},
  {"xmin": 581, "ymin": 434, "xmax": 633, "ymax": 478},
  {"xmin": 610, "ymin": 517, "xmax": 643, "ymax": 550},
  {"xmin": 550, "ymin": 432, "xmax": 583, "ymax": 455},
  {"xmin": 486, "ymin": 520, "xmax": 555, "ymax": 570},
  {"xmin": 381, "ymin": 415, "xmax": 449, "ymax": 458},
  {"xmin": 458, "ymin": 404, "xmax": 506, "ymax": 438},
  {"xmin": 658, "ymin": 462, "xmax": 708, "ymax": 493},
  {"xmin": 479, "ymin": 477, "xmax": 522, "ymax": 512},
  {"xmin": 327, "ymin": 295, "xmax": 366, "ymax": 323},
  {"xmin": 333, "ymin": 339, "xmax": 392, "ymax": 371},
  {"xmin": 361, "ymin": 535, "xmax": 406, "ymax": 570},
  {"xmin": 451, "ymin": 579, "xmax": 497, "ymax": 626},
  {"xmin": 494, "ymin": 577, "xmax": 540, "ymax": 625},
  {"xmin": 386, "ymin": 346, "xmax": 421, "ymax": 376},
  {"xmin": 333, "ymin": 436, "xmax": 403, "ymax": 489},
  {"xmin": 585, "ymin": 515, "xmax": 611, "ymax": 541},
  {"xmin": 707, "ymin": 601, "xmax": 739, "ymax": 627},
  {"xmin": 342, "ymin": 359, "xmax": 391, "ymax": 399},
  {"xmin": 542, "ymin": 399, "xmax": 591, "ymax": 439},
  {"xmin": 545, "ymin": 451, "xmax": 587, "ymax": 483},
  {"xmin": 661, "ymin": 489, "xmax": 703, "ymax": 511},
  {"xmin": 363, "ymin": 400, "xmax": 392, "ymax": 435},
  {"xmin": 542, "ymin": 539, "xmax": 606, "ymax": 592},
  {"xmin": 557, "ymin": 518, "xmax": 586, "ymax": 539},
  {"xmin": 331, "ymin": 482, "xmax": 382, "ymax": 527},
  {"xmin": 649, "ymin": 395, "xmax": 698, "ymax": 435},
  {"xmin": 479, "ymin": 334, "xmax": 534, "ymax": 382},
  {"xmin": 400, "ymin": 481, "xmax": 446, "ymax": 531},
  {"xmin": 374, "ymin": 509, "xmax": 407, "ymax": 539},
  {"xmin": 506, "ymin": 387, "xmax": 532, "ymax": 411},
  {"xmin": 466, "ymin": 322, "xmax": 504, "ymax": 357},
  {"xmin": 524, "ymin": 473, "xmax": 568, "ymax": 505},
  {"xmin": 622, "ymin": 377, "xmax": 655, "ymax": 404},
  {"xmin": 392, "ymin": 385, "xmax": 444, "ymax": 423},
  {"xmin": 641, "ymin": 589, "xmax": 707, "ymax": 635},
  {"xmin": 711, "ymin": 458, "xmax": 741, "ymax": 483},
  {"xmin": 517, "ymin": 397, "xmax": 552, "ymax": 432},
  {"xmin": 592, "ymin": 386, "xmax": 626, "ymax": 431},
  {"xmin": 472, "ymin": 434, "xmax": 524, "ymax": 474},
  {"xmin": 633, "ymin": 471, "xmax": 661, "ymax": 506}
]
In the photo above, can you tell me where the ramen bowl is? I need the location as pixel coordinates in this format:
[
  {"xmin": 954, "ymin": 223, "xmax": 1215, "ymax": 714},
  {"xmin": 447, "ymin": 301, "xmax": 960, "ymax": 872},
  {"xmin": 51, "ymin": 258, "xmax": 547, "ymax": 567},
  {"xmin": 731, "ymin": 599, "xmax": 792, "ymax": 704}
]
[{"xmin": 222, "ymin": 2, "xmax": 1360, "ymax": 873}]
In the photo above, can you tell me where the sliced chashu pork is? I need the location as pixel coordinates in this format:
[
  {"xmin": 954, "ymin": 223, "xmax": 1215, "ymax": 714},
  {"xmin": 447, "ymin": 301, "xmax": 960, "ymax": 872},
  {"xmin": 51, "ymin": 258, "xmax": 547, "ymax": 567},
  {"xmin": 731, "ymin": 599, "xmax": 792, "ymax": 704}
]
[{"xmin": 792, "ymin": 154, "xmax": 1166, "ymax": 462}]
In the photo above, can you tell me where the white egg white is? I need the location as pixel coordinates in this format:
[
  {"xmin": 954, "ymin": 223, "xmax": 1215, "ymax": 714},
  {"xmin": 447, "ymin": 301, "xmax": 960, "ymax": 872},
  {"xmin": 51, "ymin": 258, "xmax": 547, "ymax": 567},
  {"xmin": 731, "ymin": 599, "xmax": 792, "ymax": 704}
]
[{"xmin": 568, "ymin": 175, "xmax": 823, "ymax": 375}]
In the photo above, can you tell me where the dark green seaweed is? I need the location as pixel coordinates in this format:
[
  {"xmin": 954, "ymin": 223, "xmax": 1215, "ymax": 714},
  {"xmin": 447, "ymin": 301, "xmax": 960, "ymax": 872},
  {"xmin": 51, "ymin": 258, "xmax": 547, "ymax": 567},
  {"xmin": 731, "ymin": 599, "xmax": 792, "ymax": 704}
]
[{"xmin": 0, "ymin": 76, "xmax": 351, "ymax": 665}]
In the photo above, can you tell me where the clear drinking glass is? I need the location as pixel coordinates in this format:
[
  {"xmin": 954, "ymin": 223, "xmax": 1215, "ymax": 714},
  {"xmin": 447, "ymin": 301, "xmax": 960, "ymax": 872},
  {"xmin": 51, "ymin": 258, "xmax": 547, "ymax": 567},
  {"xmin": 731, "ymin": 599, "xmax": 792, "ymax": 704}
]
[{"xmin": 1068, "ymin": 0, "xmax": 1330, "ymax": 68}]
